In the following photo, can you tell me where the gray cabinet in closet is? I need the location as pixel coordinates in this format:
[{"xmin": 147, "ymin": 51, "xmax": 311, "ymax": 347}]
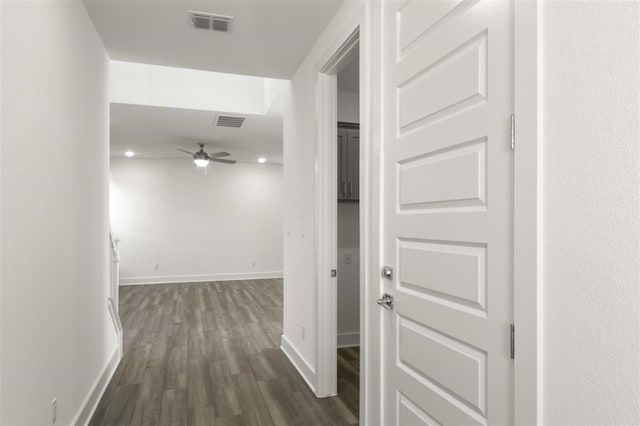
[{"xmin": 337, "ymin": 126, "xmax": 359, "ymax": 201}]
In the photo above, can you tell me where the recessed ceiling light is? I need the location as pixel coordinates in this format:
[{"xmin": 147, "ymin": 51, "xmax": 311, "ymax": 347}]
[
  {"xmin": 257, "ymin": 157, "xmax": 266, "ymax": 163},
  {"xmin": 125, "ymin": 151, "xmax": 135, "ymax": 157}
]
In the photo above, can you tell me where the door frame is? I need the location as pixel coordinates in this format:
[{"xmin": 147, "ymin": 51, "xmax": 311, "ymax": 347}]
[
  {"xmin": 313, "ymin": 4, "xmax": 382, "ymax": 424},
  {"xmin": 313, "ymin": 5, "xmax": 364, "ymax": 401},
  {"xmin": 513, "ymin": 1, "xmax": 543, "ymax": 423},
  {"xmin": 314, "ymin": 1, "xmax": 541, "ymax": 424}
]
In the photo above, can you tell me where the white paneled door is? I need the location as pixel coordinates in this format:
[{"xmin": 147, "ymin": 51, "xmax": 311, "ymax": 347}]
[{"xmin": 381, "ymin": 0, "xmax": 514, "ymax": 424}]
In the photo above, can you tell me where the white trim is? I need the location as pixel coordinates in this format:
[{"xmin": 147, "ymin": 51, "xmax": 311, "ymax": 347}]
[
  {"xmin": 119, "ymin": 271, "xmax": 283, "ymax": 286},
  {"xmin": 72, "ymin": 348, "xmax": 121, "ymax": 426},
  {"xmin": 280, "ymin": 335, "xmax": 318, "ymax": 394},
  {"xmin": 337, "ymin": 332, "xmax": 360, "ymax": 348},
  {"xmin": 513, "ymin": 1, "xmax": 543, "ymax": 423},
  {"xmin": 360, "ymin": 1, "xmax": 383, "ymax": 424},
  {"xmin": 315, "ymin": 69, "xmax": 339, "ymax": 398},
  {"xmin": 314, "ymin": 6, "xmax": 363, "ymax": 399},
  {"xmin": 0, "ymin": 0, "xmax": 4, "ymax": 419}
]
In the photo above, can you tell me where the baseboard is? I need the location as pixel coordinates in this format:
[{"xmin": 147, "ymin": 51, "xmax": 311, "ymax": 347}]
[
  {"xmin": 280, "ymin": 334, "xmax": 317, "ymax": 394},
  {"xmin": 72, "ymin": 347, "xmax": 121, "ymax": 426},
  {"xmin": 119, "ymin": 271, "xmax": 284, "ymax": 286},
  {"xmin": 337, "ymin": 332, "xmax": 360, "ymax": 348}
]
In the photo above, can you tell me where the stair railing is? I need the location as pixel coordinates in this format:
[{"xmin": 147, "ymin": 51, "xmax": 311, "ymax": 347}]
[{"xmin": 108, "ymin": 231, "xmax": 123, "ymax": 359}]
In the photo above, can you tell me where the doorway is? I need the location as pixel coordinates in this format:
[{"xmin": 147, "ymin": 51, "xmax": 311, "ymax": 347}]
[{"xmin": 336, "ymin": 51, "xmax": 361, "ymax": 411}]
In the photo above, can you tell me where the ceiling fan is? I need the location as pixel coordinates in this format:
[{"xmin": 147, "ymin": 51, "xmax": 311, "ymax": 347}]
[{"xmin": 177, "ymin": 143, "xmax": 236, "ymax": 172}]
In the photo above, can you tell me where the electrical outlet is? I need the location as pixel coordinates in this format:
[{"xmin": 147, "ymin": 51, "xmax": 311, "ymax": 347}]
[
  {"xmin": 154, "ymin": 264, "xmax": 159, "ymax": 270},
  {"xmin": 345, "ymin": 252, "xmax": 352, "ymax": 264},
  {"xmin": 51, "ymin": 398, "xmax": 57, "ymax": 424},
  {"xmin": 301, "ymin": 326, "xmax": 305, "ymax": 340},
  {"xmin": 251, "ymin": 261, "xmax": 256, "ymax": 267}
]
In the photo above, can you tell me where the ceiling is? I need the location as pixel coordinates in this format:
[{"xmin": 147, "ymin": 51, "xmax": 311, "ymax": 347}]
[
  {"xmin": 111, "ymin": 103, "xmax": 284, "ymax": 164},
  {"xmin": 85, "ymin": 0, "xmax": 344, "ymax": 164},
  {"xmin": 84, "ymin": 0, "xmax": 343, "ymax": 79}
]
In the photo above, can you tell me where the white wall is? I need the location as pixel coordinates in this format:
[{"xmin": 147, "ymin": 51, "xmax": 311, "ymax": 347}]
[
  {"xmin": 111, "ymin": 158, "xmax": 283, "ymax": 284},
  {"xmin": 282, "ymin": 1, "xmax": 363, "ymax": 389},
  {"xmin": 542, "ymin": 1, "xmax": 640, "ymax": 423},
  {"xmin": 111, "ymin": 60, "xmax": 268, "ymax": 114},
  {"xmin": 337, "ymin": 202, "xmax": 360, "ymax": 345},
  {"xmin": 338, "ymin": 89, "xmax": 360, "ymax": 124},
  {"xmin": 0, "ymin": 1, "xmax": 115, "ymax": 424}
]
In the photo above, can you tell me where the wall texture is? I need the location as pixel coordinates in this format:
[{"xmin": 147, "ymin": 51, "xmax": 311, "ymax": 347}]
[
  {"xmin": 110, "ymin": 158, "xmax": 283, "ymax": 284},
  {"xmin": 542, "ymin": 1, "xmax": 640, "ymax": 423},
  {"xmin": 0, "ymin": 1, "xmax": 115, "ymax": 424}
]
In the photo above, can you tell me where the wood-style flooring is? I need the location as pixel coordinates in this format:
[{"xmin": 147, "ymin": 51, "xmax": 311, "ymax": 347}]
[{"xmin": 90, "ymin": 279, "xmax": 359, "ymax": 426}]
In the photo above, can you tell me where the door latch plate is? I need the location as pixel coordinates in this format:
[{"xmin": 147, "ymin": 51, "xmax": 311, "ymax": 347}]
[{"xmin": 381, "ymin": 266, "xmax": 393, "ymax": 280}]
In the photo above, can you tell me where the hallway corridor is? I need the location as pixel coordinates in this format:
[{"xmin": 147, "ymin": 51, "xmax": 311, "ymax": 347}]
[{"xmin": 89, "ymin": 279, "xmax": 358, "ymax": 426}]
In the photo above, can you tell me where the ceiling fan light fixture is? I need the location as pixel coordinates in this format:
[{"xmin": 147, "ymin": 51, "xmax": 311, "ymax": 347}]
[
  {"xmin": 194, "ymin": 158, "xmax": 210, "ymax": 168},
  {"xmin": 177, "ymin": 143, "xmax": 235, "ymax": 174}
]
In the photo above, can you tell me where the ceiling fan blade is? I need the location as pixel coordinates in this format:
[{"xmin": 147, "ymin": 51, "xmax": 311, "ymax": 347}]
[
  {"xmin": 211, "ymin": 158, "xmax": 237, "ymax": 164},
  {"xmin": 209, "ymin": 151, "xmax": 230, "ymax": 158},
  {"xmin": 177, "ymin": 148, "xmax": 195, "ymax": 156}
]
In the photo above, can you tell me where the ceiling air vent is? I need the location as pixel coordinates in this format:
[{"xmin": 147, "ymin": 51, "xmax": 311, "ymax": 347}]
[
  {"xmin": 189, "ymin": 11, "xmax": 233, "ymax": 32},
  {"xmin": 216, "ymin": 115, "xmax": 245, "ymax": 128}
]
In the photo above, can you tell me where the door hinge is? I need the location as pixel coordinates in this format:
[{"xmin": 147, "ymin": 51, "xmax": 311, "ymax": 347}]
[
  {"xmin": 510, "ymin": 114, "xmax": 516, "ymax": 150},
  {"xmin": 510, "ymin": 323, "xmax": 515, "ymax": 359}
]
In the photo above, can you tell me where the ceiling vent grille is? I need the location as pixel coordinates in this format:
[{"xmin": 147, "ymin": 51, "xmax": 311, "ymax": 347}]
[
  {"xmin": 189, "ymin": 11, "xmax": 233, "ymax": 32},
  {"xmin": 215, "ymin": 115, "xmax": 245, "ymax": 128}
]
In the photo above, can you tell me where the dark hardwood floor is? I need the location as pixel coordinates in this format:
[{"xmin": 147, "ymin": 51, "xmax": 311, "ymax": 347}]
[{"xmin": 90, "ymin": 279, "xmax": 359, "ymax": 426}]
